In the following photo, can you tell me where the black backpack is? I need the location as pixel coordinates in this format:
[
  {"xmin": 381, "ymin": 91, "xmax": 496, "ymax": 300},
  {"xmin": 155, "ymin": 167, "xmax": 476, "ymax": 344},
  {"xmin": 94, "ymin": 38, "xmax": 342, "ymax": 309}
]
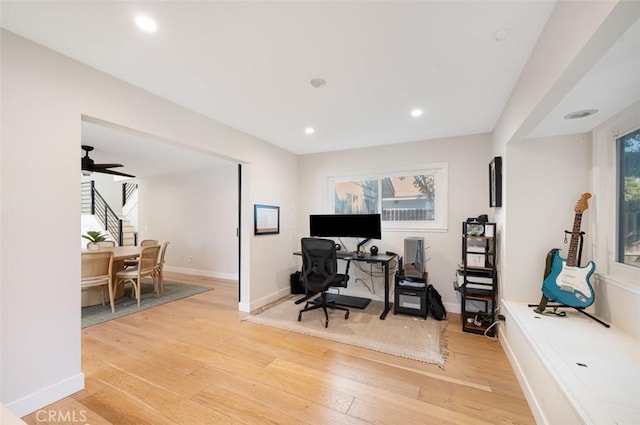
[{"xmin": 427, "ymin": 285, "xmax": 447, "ymax": 320}]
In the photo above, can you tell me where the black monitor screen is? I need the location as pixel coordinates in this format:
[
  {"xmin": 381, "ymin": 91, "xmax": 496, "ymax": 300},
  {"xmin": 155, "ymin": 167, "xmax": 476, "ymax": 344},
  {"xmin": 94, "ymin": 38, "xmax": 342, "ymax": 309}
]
[{"xmin": 309, "ymin": 214, "xmax": 382, "ymax": 239}]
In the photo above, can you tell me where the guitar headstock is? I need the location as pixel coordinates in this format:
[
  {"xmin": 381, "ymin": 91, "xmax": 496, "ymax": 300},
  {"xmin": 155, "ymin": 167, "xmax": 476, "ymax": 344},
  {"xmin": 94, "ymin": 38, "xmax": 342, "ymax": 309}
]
[{"xmin": 575, "ymin": 192, "xmax": 592, "ymax": 213}]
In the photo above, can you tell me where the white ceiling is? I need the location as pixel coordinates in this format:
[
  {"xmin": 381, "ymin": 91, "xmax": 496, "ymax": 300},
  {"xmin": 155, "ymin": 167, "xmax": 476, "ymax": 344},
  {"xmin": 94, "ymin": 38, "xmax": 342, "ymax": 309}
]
[
  {"xmin": 529, "ymin": 16, "xmax": 640, "ymax": 139},
  {"xmin": 81, "ymin": 119, "xmax": 234, "ymax": 178},
  {"xmin": 1, "ymin": 1, "xmax": 639, "ymax": 173}
]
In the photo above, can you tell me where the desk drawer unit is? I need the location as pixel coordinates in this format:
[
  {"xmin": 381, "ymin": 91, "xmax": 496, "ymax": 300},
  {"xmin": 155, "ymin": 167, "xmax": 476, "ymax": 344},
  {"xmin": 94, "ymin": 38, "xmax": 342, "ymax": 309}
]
[{"xmin": 394, "ymin": 278, "xmax": 427, "ymax": 318}]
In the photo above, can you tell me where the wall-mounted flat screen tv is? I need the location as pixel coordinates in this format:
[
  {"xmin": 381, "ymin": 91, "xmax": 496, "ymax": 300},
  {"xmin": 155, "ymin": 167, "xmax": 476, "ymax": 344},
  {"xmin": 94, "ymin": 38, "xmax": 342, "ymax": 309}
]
[{"xmin": 309, "ymin": 213, "xmax": 382, "ymax": 240}]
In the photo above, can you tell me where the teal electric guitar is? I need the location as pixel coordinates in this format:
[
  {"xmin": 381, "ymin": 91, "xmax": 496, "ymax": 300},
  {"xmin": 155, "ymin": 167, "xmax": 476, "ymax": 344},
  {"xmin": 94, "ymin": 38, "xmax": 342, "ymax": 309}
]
[{"xmin": 536, "ymin": 193, "xmax": 595, "ymax": 313}]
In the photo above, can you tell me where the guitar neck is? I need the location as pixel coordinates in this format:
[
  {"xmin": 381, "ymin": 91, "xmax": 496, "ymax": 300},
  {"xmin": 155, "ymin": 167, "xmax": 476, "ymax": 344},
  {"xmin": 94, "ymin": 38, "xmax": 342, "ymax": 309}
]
[{"xmin": 567, "ymin": 212, "xmax": 583, "ymax": 267}]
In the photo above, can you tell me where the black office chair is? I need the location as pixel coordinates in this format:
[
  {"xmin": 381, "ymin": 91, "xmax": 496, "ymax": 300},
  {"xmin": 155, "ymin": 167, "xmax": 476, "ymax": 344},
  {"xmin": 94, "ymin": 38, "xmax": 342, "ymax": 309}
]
[{"xmin": 298, "ymin": 237, "xmax": 351, "ymax": 327}]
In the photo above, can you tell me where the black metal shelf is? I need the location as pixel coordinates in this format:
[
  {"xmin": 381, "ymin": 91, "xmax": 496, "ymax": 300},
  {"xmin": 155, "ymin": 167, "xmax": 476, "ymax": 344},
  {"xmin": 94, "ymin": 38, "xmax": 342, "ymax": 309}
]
[{"xmin": 460, "ymin": 221, "xmax": 498, "ymax": 337}]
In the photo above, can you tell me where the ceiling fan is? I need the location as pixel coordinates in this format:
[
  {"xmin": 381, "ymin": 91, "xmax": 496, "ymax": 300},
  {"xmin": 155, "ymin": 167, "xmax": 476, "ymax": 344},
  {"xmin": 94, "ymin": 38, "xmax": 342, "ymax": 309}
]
[{"xmin": 81, "ymin": 145, "xmax": 135, "ymax": 178}]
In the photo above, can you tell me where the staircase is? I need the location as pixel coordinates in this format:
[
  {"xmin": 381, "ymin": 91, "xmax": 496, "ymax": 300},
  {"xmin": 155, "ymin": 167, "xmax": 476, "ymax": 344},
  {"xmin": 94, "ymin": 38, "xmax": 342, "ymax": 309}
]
[
  {"xmin": 121, "ymin": 181, "xmax": 138, "ymax": 246},
  {"xmin": 121, "ymin": 219, "xmax": 136, "ymax": 246},
  {"xmin": 81, "ymin": 181, "xmax": 137, "ymax": 246}
]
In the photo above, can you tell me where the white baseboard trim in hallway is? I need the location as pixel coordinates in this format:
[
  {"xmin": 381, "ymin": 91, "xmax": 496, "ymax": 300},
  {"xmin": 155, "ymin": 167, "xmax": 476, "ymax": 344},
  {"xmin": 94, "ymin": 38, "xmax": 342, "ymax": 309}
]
[
  {"xmin": 164, "ymin": 265, "xmax": 238, "ymax": 281},
  {"xmin": 5, "ymin": 373, "xmax": 84, "ymax": 418}
]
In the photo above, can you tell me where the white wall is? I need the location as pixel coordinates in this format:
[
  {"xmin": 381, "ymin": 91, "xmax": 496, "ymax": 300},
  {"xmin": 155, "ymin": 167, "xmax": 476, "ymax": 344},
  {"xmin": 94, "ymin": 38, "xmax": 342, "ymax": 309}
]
[
  {"xmin": 503, "ymin": 133, "xmax": 593, "ymax": 303},
  {"xmin": 139, "ymin": 165, "xmax": 238, "ymax": 280},
  {"xmin": 0, "ymin": 30, "xmax": 297, "ymax": 415},
  {"xmin": 297, "ymin": 133, "xmax": 492, "ymax": 311},
  {"xmin": 492, "ymin": 2, "xmax": 639, "ymax": 312},
  {"xmin": 249, "ymin": 146, "xmax": 300, "ymax": 308},
  {"xmin": 81, "ymin": 173, "xmax": 123, "ymax": 216},
  {"xmin": 492, "ymin": 0, "xmax": 640, "ymax": 332}
]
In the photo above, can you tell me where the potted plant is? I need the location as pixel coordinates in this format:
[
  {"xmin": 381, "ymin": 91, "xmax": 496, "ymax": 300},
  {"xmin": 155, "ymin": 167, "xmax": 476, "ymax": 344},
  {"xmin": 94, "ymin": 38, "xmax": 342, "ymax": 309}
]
[{"xmin": 83, "ymin": 230, "xmax": 107, "ymax": 250}]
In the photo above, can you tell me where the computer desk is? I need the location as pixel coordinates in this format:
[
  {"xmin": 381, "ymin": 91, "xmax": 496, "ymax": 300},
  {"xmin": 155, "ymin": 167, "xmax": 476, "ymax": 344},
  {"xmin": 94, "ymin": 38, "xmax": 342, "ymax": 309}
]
[{"xmin": 293, "ymin": 251, "xmax": 398, "ymax": 320}]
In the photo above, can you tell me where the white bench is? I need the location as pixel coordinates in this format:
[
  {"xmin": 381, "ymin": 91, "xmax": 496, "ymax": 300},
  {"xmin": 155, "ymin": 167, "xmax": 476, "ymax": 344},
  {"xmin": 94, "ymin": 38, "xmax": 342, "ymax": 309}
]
[{"xmin": 501, "ymin": 301, "xmax": 640, "ymax": 425}]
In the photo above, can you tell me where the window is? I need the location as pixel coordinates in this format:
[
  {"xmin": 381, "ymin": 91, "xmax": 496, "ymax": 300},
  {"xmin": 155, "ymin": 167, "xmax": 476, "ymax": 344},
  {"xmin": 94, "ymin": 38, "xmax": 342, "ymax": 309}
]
[
  {"xmin": 617, "ymin": 128, "xmax": 640, "ymax": 269},
  {"xmin": 593, "ymin": 104, "xmax": 640, "ymax": 287},
  {"xmin": 330, "ymin": 163, "xmax": 448, "ymax": 231}
]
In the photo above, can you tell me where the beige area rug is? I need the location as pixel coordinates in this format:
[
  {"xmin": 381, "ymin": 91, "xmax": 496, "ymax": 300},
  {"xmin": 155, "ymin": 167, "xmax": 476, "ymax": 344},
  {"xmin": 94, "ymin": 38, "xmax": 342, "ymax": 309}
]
[{"xmin": 245, "ymin": 296, "xmax": 447, "ymax": 367}]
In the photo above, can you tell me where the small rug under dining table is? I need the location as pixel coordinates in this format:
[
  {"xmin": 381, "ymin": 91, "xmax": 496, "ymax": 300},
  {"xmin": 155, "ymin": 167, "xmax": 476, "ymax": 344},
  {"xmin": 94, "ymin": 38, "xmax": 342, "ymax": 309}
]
[{"xmin": 244, "ymin": 296, "xmax": 448, "ymax": 367}]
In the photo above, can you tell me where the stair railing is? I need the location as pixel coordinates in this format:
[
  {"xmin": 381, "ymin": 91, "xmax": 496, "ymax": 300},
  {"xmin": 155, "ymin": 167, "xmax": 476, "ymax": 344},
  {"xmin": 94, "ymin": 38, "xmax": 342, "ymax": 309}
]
[
  {"xmin": 81, "ymin": 181, "xmax": 124, "ymax": 245},
  {"xmin": 122, "ymin": 181, "xmax": 138, "ymax": 207}
]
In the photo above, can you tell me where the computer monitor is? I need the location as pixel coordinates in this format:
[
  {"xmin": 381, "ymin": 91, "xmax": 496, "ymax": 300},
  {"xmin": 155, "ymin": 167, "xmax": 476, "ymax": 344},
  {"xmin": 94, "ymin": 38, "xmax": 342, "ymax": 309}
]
[{"xmin": 309, "ymin": 213, "xmax": 381, "ymax": 252}]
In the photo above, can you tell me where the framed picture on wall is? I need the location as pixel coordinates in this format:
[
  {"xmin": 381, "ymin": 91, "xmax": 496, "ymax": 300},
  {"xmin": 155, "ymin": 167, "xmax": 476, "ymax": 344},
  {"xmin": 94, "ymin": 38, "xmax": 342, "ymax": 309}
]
[
  {"xmin": 254, "ymin": 204, "xmax": 280, "ymax": 235},
  {"xmin": 489, "ymin": 156, "xmax": 502, "ymax": 207}
]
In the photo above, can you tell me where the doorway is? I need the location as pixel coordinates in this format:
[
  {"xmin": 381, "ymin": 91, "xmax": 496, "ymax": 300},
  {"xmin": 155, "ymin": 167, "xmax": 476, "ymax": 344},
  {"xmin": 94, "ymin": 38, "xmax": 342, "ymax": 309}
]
[{"xmin": 80, "ymin": 117, "xmax": 242, "ymax": 304}]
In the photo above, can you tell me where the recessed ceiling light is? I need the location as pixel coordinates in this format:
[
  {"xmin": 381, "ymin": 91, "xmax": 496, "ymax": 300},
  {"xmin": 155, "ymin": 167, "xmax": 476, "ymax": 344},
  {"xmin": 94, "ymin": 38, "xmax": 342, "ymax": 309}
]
[
  {"xmin": 411, "ymin": 109, "xmax": 423, "ymax": 117},
  {"xmin": 563, "ymin": 109, "xmax": 599, "ymax": 120},
  {"xmin": 135, "ymin": 15, "xmax": 157, "ymax": 33},
  {"xmin": 304, "ymin": 127, "xmax": 315, "ymax": 135}
]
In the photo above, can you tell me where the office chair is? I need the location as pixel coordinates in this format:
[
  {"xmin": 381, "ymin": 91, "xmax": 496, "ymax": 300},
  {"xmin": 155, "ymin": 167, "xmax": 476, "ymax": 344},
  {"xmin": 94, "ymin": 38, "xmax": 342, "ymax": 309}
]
[{"xmin": 298, "ymin": 237, "xmax": 351, "ymax": 328}]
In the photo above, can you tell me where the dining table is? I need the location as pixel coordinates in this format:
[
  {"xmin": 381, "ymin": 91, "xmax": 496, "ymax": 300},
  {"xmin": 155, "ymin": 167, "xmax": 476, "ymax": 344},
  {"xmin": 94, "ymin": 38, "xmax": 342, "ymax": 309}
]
[{"xmin": 81, "ymin": 246, "xmax": 141, "ymax": 307}]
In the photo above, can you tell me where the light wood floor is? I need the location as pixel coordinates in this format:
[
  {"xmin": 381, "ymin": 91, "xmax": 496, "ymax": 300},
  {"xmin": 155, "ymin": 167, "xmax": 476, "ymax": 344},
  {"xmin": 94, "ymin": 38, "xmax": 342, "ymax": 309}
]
[{"xmin": 23, "ymin": 272, "xmax": 535, "ymax": 425}]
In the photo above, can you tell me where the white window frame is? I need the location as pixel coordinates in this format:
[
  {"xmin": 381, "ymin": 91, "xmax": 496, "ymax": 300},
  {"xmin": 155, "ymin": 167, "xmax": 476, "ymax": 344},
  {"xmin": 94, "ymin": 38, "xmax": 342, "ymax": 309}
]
[
  {"xmin": 327, "ymin": 163, "xmax": 448, "ymax": 232},
  {"xmin": 593, "ymin": 103, "xmax": 640, "ymax": 290}
]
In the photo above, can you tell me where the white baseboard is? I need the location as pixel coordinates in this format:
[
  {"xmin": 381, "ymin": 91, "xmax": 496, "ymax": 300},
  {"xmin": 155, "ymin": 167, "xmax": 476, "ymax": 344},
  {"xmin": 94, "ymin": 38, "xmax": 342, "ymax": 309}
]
[
  {"xmin": 443, "ymin": 301, "xmax": 460, "ymax": 314},
  {"xmin": 164, "ymin": 266, "xmax": 285, "ymax": 313},
  {"xmin": 249, "ymin": 287, "xmax": 291, "ymax": 312},
  {"xmin": 498, "ymin": 318, "xmax": 548, "ymax": 425},
  {"xmin": 5, "ymin": 373, "xmax": 84, "ymax": 417},
  {"xmin": 238, "ymin": 301, "xmax": 251, "ymax": 313},
  {"xmin": 164, "ymin": 265, "xmax": 238, "ymax": 281}
]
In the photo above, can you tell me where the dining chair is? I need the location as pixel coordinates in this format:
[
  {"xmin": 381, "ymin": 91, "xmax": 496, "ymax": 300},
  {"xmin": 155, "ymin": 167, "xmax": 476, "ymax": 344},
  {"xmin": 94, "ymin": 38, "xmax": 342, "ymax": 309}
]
[
  {"xmin": 115, "ymin": 244, "xmax": 161, "ymax": 306},
  {"xmin": 153, "ymin": 242, "xmax": 170, "ymax": 295},
  {"xmin": 124, "ymin": 239, "xmax": 158, "ymax": 268},
  {"xmin": 81, "ymin": 250, "xmax": 115, "ymax": 312}
]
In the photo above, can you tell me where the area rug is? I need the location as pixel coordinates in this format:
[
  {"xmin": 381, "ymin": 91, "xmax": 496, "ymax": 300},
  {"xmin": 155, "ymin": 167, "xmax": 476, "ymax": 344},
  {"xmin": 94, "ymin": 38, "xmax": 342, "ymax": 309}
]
[
  {"xmin": 245, "ymin": 296, "xmax": 447, "ymax": 367},
  {"xmin": 82, "ymin": 281, "xmax": 212, "ymax": 328}
]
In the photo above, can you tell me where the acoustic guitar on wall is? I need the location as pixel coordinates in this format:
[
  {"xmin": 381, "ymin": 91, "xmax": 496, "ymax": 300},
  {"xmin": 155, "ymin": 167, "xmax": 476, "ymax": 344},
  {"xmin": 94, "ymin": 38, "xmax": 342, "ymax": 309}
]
[{"xmin": 535, "ymin": 193, "xmax": 595, "ymax": 314}]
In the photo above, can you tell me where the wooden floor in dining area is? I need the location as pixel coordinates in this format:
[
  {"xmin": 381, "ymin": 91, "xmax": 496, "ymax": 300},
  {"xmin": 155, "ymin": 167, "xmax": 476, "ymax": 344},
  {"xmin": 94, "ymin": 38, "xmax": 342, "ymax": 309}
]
[{"xmin": 23, "ymin": 271, "xmax": 535, "ymax": 425}]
